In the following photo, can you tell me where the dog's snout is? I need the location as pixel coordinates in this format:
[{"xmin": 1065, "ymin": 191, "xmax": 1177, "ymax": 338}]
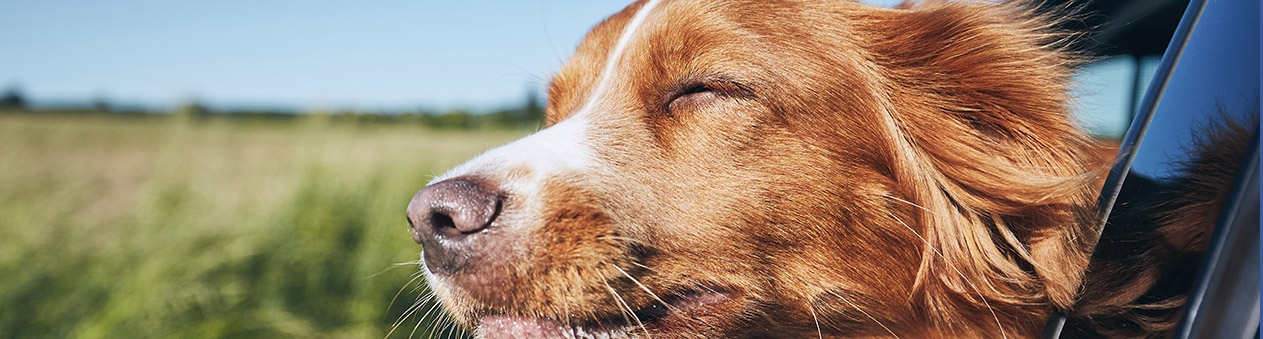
[{"xmin": 407, "ymin": 177, "xmax": 503, "ymax": 244}]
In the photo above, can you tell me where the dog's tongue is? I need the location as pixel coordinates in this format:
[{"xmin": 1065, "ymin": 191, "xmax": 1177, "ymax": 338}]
[{"xmin": 478, "ymin": 314, "xmax": 570, "ymax": 339}]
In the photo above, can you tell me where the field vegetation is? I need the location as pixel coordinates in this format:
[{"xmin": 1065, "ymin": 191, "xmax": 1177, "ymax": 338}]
[{"xmin": 0, "ymin": 112, "xmax": 526, "ymax": 338}]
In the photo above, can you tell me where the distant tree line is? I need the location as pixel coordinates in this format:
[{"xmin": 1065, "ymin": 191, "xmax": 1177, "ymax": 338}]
[
  {"xmin": 0, "ymin": 88, "xmax": 25, "ymax": 111},
  {"xmin": 0, "ymin": 87, "xmax": 546, "ymax": 130}
]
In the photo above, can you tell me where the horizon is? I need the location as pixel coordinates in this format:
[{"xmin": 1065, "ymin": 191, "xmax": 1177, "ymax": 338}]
[
  {"xmin": 1, "ymin": 0, "xmax": 1133, "ymax": 137},
  {"xmin": 1, "ymin": 0, "xmax": 905, "ymax": 113}
]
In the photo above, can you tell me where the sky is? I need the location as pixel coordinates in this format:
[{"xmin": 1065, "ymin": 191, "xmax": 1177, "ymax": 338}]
[
  {"xmin": 0, "ymin": 0, "xmax": 900, "ymax": 112},
  {"xmin": 0, "ymin": 0, "xmax": 1130, "ymax": 135},
  {"xmin": 1, "ymin": 1, "xmax": 632, "ymax": 111}
]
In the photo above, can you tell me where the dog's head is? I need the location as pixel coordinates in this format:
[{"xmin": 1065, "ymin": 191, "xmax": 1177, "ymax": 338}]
[{"xmin": 406, "ymin": 0, "xmax": 1103, "ymax": 337}]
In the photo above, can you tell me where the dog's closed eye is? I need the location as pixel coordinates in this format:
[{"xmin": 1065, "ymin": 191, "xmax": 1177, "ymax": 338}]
[{"xmin": 666, "ymin": 78, "xmax": 751, "ymax": 112}]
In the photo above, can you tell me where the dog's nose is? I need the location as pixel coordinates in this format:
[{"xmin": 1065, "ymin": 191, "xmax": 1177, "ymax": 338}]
[{"xmin": 406, "ymin": 177, "xmax": 503, "ymax": 244}]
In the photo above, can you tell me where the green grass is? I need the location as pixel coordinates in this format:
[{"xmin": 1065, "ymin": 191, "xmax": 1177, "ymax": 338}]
[{"xmin": 0, "ymin": 113, "xmax": 526, "ymax": 338}]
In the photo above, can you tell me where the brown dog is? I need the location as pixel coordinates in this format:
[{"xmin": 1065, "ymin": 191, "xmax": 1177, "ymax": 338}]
[{"xmin": 405, "ymin": 0, "xmax": 1234, "ymax": 337}]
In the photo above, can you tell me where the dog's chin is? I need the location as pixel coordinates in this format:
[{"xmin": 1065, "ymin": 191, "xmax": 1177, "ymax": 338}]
[{"xmin": 475, "ymin": 289, "xmax": 732, "ymax": 339}]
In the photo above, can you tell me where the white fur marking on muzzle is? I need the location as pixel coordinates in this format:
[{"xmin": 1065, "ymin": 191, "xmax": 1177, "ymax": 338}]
[
  {"xmin": 432, "ymin": 0, "xmax": 662, "ymax": 194},
  {"xmin": 574, "ymin": 0, "xmax": 663, "ymax": 117}
]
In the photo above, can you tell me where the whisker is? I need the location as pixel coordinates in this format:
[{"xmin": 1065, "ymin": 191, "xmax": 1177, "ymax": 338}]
[
  {"xmin": 408, "ymin": 302, "xmax": 433, "ymax": 339},
  {"xmin": 413, "ymin": 259, "xmax": 432, "ymax": 278},
  {"xmin": 390, "ymin": 294, "xmax": 434, "ymax": 334},
  {"xmin": 883, "ymin": 195, "xmax": 932, "ymax": 214},
  {"xmin": 887, "ymin": 211, "xmax": 1008, "ymax": 339},
  {"xmin": 412, "ymin": 298, "xmax": 444, "ymax": 339},
  {"xmin": 594, "ymin": 235, "xmax": 652, "ymax": 247},
  {"xmin": 629, "ymin": 261, "xmax": 652, "ymax": 270},
  {"xmin": 825, "ymin": 289, "xmax": 899, "ymax": 339},
  {"xmin": 387, "ymin": 273, "xmax": 428, "ymax": 316},
  {"xmin": 459, "ymin": 322, "xmax": 472, "ymax": 339},
  {"xmin": 807, "ymin": 300, "xmax": 823, "ymax": 339},
  {"xmin": 699, "ymin": 284, "xmax": 720, "ymax": 295},
  {"xmin": 610, "ymin": 263, "xmax": 678, "ymax": 313},
  {"xmin": 390, "ymin": 290, "xmax": 435, "ymax": 336},
  {"xmin": 440, "ymin": 314, "xmax": 458, "ymax": 339},
  {"xmin": 426, "ymin": 310, "xmax": 449, "ymax": 339},
  {"xmin": 599, "ymin": 270, "xmax": 649, "ymax": 337},
  {"xmin": 458, "ymin": 321, "xmax": 472, "ymax": 339},
  {"xmin": 366, "ymin": 260, "xmax": 420, "ymax": 280},
  {"xmin": 561, "ymin": 270, "xmax": 577, "ymax": 339},
  {"xmin": 436, "ymin": 308, "xmax": 460, "ymax": 339}
]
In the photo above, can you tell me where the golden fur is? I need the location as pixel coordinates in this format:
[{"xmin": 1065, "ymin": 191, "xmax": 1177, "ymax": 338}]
[{"xmin": 412, "ymin": 0, "xmax": 1244, "ymax": 337}]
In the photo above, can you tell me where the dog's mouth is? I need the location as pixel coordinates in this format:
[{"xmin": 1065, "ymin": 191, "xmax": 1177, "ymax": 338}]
[{"xmin": 475, "ymin": 289, "xmax": 732, "ymax": 339}]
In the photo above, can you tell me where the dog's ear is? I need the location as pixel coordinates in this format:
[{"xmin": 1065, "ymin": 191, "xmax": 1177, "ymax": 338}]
[{"xmin": 860, "ymin": 1, "xmax": 1104, "ymax": 319}]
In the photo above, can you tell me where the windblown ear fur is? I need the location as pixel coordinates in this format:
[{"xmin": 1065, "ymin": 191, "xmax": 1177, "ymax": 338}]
[{"xmin": 860, "ymin": 0, "xmax": 1106, "ymax": 331}]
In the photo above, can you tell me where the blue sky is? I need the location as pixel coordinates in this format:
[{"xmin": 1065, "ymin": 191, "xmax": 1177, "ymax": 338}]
[
  {"xmin": 1, "ymin": 1, "xmax": 636, "ymax": 111},
  {"xmin": 0, "ymin": 0, "xmax": 1130, "ymax": 134},
  {"xmin": 0, "ymin": 0, "xmax": 902, "ymax": 112}
]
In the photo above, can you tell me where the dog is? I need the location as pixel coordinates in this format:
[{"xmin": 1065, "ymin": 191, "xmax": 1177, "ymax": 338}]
[{"xmin": 404, "ymin": 0, "xmax": 1245, "ymax": 337}]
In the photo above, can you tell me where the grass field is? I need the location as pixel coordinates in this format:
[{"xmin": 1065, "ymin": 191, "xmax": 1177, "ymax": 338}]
[{"xmin": 0, "ymin": 113, "xmax": 527, "ymax": 338}]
